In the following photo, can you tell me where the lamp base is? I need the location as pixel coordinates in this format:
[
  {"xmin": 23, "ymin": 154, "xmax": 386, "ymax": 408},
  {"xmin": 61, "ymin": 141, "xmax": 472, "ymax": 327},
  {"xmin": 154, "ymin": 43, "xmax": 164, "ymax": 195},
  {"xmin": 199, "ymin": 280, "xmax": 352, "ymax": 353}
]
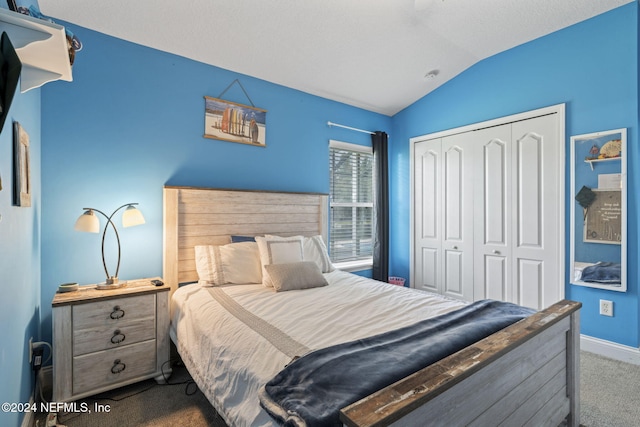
[{"xmin": 96, "ymin": 281, "xmax": 128, "ymax": 290}]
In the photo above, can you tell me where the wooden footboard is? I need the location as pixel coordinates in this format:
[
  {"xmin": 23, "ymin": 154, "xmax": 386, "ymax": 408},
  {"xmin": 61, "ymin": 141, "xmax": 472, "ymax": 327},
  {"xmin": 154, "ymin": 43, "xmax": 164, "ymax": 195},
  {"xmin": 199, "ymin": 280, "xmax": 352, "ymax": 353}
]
[{"xmin": 341, "ymin": 300, "xmax": 581, "ymax": 427}]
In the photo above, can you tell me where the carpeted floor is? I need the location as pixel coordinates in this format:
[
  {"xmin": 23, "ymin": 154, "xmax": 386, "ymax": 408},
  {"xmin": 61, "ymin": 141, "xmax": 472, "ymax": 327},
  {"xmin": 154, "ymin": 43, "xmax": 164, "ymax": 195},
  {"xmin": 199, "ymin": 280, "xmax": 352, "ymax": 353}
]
[
  {"xmin": 580, "ymin": 351, "xmax": 640, "ymax": 427},
  {"xmin": 35, "ymin": 351, "xmax": 640, "ymax": 427},
  {"xmin": 35, "ymin": 362, "xmax": 227, "ymax": 427}
]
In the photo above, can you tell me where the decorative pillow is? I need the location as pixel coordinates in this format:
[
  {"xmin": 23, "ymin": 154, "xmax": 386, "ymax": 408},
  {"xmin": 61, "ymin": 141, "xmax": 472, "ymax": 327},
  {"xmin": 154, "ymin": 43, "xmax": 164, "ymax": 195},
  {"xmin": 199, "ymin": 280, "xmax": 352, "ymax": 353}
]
[
  {"xmin": 303, "ymin": 235, "xmax": 335, "ymax": 273},
  {"xmin": 255, "ymin": 236, "xmax": 304, "ymax": 287},
  {"xmin": 265, "ymin": 261, "xmax": 328, "ymax": 292},
  {"xmin": 231, "ymin": 235, "xmax": 256, "ymax": 243},
  {"xmin": 194, "ymin": 242, "xmax": 262, "ymax": 286},
  {"xmin": 265, "ymin": 235, "xmax": 335, "ymax": 273}
]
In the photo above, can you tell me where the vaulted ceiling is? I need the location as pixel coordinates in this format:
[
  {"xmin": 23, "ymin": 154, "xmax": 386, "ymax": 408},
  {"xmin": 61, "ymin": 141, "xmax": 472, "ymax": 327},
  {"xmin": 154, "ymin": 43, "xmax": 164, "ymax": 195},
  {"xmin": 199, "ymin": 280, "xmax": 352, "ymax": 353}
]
[{"xmin": 39, "ymin": 0, "xmax": 633, "ymax": 116}]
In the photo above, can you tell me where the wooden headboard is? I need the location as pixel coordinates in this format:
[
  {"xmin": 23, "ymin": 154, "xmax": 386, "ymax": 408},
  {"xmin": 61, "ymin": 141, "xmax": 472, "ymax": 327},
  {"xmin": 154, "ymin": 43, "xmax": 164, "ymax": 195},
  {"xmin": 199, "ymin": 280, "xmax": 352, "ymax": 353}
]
[{"xmin": 163, "ymin": 186, "xmax": 329, "ymax": 292}]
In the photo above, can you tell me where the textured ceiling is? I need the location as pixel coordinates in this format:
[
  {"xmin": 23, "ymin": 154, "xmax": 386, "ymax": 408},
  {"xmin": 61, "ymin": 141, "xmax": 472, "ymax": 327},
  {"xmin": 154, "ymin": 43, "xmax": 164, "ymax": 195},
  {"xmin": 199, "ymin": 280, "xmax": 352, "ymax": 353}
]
[{"xmin": 39, "ymin": 0, "xmax": 633, "ymax": 116}]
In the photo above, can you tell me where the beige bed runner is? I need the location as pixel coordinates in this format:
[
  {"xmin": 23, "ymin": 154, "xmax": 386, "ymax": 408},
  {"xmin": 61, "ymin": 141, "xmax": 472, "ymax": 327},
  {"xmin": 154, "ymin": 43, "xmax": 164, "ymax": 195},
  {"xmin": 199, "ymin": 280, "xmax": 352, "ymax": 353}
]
[{"xmin": 206, "ymin": 287, "xmax": 311, "ymax": 359}]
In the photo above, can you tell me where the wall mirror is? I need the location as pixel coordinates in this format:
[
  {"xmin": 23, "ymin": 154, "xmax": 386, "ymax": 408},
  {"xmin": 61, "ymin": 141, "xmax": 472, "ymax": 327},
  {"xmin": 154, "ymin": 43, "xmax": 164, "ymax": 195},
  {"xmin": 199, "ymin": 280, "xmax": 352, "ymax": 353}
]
[{"xmin": 570, "ymin": 128, "xmax": 626, "ymax": 292}]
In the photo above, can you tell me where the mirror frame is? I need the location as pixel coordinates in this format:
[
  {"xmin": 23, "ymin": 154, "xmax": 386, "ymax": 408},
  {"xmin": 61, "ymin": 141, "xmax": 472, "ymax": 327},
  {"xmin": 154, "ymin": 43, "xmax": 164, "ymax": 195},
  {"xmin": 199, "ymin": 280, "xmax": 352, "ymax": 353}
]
[{"xmin": 570, "ymin": 128, "xmax": 626, "ymax": 292}]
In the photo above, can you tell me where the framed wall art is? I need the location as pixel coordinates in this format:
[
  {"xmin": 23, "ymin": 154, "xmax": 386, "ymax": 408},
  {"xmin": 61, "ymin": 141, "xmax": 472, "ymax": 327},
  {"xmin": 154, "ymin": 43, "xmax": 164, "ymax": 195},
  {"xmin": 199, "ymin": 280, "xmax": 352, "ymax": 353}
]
[
  {"xmin": 203, "ymin": 96, "xmax": 267, "ymax": 147},
  {"xmin": 13, "ymin": 121, "xmax": 31, "ymax": 207}
]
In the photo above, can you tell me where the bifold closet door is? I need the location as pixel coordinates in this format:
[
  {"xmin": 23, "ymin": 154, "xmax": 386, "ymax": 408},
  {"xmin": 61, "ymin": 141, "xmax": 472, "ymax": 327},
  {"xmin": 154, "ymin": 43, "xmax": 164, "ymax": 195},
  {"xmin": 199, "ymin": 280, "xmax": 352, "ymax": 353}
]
[
  {"xmin": 511, "ymin": 115, "xmax": 561, "ymax": 309},
  {"xmin": 440, "ymin": 133, "xmax": 474, "ymax": 301},
  {"xmin": 473, "ymin": 115, "xmax": 560, "ymax": 310},
  {"xmin": 413, "ymin": 138, "xmax": 441, "ymax": 294},
  {"xmin": 413, "ymin": 135, "xmax": 474, "ymax": 301},
  {"xmin": 473, "ymin": 124, "xmax": 513, "ymax": 303}
]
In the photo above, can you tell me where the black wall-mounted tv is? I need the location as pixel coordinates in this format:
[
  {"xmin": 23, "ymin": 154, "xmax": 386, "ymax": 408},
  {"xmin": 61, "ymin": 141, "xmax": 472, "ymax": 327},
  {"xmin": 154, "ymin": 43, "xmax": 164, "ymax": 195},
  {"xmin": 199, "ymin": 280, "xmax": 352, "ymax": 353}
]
[{"xmin": 0, "ymin": 31, "xmax": 22, "ymax": 134}]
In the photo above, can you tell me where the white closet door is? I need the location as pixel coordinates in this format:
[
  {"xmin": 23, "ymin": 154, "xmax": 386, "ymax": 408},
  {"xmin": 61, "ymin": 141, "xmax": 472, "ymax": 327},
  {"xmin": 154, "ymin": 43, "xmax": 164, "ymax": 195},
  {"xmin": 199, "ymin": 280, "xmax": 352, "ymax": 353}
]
[
  {"xmin": 473, "ymin": 124, "xmax": 513, "ymax": 303},
  {"xmin": 412, "ymin": 106, "xmax": 563, "ymax": 309},
  {"xmin": 441, "ymin": 133, "xmax": 475, "ymax": 301},
  {"xmin": 473, "ymin": 115, "xmax": 560, "ymax": 310},
  {"xmin": 413, "ymin": 138, "xmax": 441, "ymax": 294},
  {"xmin": 511, "ymin": 115, "xmax": 561, "ymax": 309}
]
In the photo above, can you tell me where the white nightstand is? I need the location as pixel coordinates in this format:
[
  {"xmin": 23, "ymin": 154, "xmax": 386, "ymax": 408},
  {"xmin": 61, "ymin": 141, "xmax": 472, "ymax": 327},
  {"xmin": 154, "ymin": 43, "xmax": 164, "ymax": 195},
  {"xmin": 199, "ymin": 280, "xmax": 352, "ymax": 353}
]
[{"xmin": 52, "ymin": 278, "xmax": 171, "ymax": 402}]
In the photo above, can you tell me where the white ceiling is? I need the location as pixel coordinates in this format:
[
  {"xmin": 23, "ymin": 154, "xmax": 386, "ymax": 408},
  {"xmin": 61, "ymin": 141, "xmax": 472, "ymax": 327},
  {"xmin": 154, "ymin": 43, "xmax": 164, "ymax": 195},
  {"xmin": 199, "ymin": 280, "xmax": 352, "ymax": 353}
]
[{"xmin": 39, "ymin": 0, "xmax": 633, "ymax": 116}]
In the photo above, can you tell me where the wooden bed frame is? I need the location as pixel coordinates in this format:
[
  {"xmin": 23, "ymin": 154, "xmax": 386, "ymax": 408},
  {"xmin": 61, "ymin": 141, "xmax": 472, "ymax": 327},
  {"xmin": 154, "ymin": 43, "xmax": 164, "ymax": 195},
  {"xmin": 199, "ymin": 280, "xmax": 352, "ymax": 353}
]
[{"xmin": 163, "ymin": 186, "xmax": 581, "ymax": 427}]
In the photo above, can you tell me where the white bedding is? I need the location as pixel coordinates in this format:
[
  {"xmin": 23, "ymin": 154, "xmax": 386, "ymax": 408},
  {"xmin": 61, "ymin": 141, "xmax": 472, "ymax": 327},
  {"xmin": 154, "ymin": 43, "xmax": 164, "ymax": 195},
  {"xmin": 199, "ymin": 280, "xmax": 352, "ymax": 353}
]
[{"xmin": 170, "ymin": 270, "xmax": 466, "ymax": 427}]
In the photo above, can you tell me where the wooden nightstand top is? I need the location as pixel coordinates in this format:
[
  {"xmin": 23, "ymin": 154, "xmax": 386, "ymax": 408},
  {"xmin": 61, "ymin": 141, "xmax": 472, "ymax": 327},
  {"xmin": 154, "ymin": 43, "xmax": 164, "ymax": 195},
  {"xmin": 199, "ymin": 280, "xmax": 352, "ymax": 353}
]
[{"xmin": 52, "ymin": 277, "xmax": 169, "ymax": 307}]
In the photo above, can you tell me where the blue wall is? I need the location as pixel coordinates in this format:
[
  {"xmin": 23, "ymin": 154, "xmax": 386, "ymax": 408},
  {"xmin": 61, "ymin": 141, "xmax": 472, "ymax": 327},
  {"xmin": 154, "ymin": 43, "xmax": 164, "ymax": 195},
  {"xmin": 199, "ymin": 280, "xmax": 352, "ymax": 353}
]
[
  {"xmin": 0, "ymin": 5, "xmax": 637, "ymax": 424},
  {"xmin": 0, "ymin": 84, "xmax": 42, "ymax": 425},
  {"xmin": 389, "ymin": 3, "xmax": 639, "ymax": 347},
  {"xmin": 40, "ymin": 26, "xmax": 390, "ymax": 345}
]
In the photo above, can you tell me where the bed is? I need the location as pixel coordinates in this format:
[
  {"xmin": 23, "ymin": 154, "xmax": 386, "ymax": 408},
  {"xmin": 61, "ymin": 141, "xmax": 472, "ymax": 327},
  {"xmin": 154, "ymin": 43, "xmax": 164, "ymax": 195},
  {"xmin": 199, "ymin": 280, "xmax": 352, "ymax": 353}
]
[{"xmin": 163, "ymin": 186, "xmax": 581, "ymax": 427}]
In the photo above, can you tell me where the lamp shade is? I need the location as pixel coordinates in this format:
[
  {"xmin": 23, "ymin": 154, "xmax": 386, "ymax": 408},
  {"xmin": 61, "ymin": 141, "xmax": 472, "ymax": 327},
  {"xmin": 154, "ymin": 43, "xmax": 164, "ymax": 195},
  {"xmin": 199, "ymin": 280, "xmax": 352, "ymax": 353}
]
[
  {"xmin": 122, "ymin": 205, "xmax": 145, "ymax": 227},
  {"xmin": 74, "ymin": 210, "xmax": 100, "ymax": 233}
]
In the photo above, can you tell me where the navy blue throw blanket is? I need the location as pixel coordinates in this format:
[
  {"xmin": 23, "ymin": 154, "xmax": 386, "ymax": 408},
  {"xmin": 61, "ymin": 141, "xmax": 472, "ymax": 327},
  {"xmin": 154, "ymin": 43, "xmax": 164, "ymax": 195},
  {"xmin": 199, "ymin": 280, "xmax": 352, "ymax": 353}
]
[{"xmin": 259, "ymin": 299, "xmax": 535, "ymax": 427}]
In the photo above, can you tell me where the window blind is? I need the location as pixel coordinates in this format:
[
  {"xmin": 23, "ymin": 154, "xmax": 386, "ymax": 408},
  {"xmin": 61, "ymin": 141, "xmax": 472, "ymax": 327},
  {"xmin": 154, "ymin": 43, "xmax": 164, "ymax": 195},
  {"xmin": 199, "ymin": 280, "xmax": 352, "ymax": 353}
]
[{"xmin": 329, "ymin": 142, "xmax": 373, "ymax": 263}]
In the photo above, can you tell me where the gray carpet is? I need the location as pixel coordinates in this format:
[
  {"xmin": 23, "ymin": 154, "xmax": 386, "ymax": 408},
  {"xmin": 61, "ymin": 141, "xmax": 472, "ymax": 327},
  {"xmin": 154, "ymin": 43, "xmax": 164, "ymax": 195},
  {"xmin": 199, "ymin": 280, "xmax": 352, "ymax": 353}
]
[
  {"xmin": 580, "ymin": 351, "xmax": 640, "ymax": 427},
  {"xmin": 35, "ymin": 351, "xmax": 640, "ymax": 427},
  {"xmin": 35, "ymin": 362, "xmax": 227, "ymax": 427}
]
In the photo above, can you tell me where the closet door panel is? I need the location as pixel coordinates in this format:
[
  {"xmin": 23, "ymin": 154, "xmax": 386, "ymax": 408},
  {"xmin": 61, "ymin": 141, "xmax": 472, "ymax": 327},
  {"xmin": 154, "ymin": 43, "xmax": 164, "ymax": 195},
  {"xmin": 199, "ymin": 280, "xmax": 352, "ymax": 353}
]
[
  {"xmin": 483, "ymin": 255, "xmax": 507, "ymax": 301},
  {"xmin": 516, "ymin": 132, "xmax": 543, "ymax": 248},
  {"xmin": 473, "ymin": 125, "xmax": 512, "ymax": 302},
  {"xmin": 518, "ymin": 259, "xmax": 543, "ymax": 310},
  {"xmin": 421, "ymin": 148, "xmax": 439, "ymax": 239},
  {"xmin": 484, "ymin": 140, "xmax": 508, "ymax": 245},
  {"xmin": 444, "ymin": 146, "xmax": 464, "ymax": 241},
  {"xmin": 512, "ymin": 115, "xmax": 561, "ymax": 308},
  {"xmin": 420, "ymin": 248, "xmax": 439, "ymax": 293},
  {"xmin": 442, "ymin": 134, "xmax": 474, "ymax": 301},
  {"xmin": 444, "ymin": 249, "xmax": 464, "ymax": 297},
  {"xmin": 414, "ymin": 139, "xmax": 442, "ymax": 293}
]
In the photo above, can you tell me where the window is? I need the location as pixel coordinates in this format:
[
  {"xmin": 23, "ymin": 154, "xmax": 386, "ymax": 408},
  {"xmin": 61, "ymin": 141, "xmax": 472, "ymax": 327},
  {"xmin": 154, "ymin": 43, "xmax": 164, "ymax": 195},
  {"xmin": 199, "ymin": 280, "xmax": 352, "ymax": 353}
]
[{"xmin": 329, "ymin": 140, "xmax": 373, "ymax": 268}]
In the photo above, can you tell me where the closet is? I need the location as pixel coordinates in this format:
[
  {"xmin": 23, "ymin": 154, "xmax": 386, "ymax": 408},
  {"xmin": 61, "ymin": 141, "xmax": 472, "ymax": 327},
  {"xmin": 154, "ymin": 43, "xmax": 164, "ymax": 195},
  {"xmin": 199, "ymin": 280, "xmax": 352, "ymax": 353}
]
[{"xmin": 411, "ymin": 105, "xmax": 564, "ymax": 310}]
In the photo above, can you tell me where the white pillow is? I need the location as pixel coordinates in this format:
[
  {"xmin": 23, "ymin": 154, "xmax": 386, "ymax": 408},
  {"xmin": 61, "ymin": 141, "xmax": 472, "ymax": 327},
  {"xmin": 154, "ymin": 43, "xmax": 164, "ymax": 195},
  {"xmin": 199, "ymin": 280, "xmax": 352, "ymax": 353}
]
[
  {"xmin": 265, "ymin": 235, "xmax": 335, "ymax": 273},
  {"xmin": 255, "ymin": 236, "xmax": 304, "ymax": 287},
  {"xmin": 303, "ymin": 235, "xmax": 335, "ymax": 273},
  {"xmin": 194, "ymin": 242, "xmax": 262, "ymax": 286},
  {"xmin": 265, "ymin": 261, "xmax": 328, "ymax": 292}
]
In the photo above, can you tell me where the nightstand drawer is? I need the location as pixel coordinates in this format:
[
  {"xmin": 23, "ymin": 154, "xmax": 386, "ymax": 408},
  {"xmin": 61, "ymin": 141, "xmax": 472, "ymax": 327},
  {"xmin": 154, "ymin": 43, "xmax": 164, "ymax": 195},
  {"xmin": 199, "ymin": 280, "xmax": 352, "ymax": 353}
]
[
  {"xmin": 73, "ymin": 316, "xmax": 156, "ymax": 356},
  {"xmin": 72, "ymin": 340, "xmax": 157, "ymax": 395},
  {"xmin": 73, "ymin": 294, "xmax": 156, "ymax": 329}
]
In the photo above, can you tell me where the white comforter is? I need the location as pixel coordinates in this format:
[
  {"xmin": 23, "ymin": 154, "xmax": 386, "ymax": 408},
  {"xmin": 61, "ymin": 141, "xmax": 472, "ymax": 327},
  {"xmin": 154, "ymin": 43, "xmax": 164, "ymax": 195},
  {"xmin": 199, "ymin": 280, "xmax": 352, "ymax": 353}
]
[{"xmin": 170, "ymin": 270, "xmax": 466, "ymax": 427}]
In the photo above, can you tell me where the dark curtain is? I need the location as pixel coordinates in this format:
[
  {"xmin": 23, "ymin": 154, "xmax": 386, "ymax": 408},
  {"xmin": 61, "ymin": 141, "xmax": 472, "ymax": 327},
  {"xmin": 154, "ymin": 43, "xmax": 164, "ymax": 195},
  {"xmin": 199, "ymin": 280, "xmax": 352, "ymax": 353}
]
[{"xmin": 371, "ymin": 131, "xmax": 389, "ymax": 282}]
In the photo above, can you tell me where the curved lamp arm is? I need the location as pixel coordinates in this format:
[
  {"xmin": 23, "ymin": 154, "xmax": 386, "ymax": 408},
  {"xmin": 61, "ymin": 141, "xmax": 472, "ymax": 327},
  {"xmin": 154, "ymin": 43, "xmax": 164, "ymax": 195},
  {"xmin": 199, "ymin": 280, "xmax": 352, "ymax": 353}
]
[{"xmin": 75, "ymin": 203, "xmax": 144, "ymax": 285}]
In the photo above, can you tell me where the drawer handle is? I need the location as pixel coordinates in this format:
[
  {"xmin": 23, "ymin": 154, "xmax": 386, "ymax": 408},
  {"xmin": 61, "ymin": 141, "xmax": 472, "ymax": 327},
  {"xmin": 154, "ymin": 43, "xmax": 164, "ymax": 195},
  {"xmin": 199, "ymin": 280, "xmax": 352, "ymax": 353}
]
[
  {"xmin": 111, "ymin": 359, "xmax": 126, "ymax": 374},
  {"xmin": 110, "ymin": 330, "xmax": 126, "ymax": 344},
  {"xmin": 110, "ymin": 306, "xmax": 125, "ymax": 320}
]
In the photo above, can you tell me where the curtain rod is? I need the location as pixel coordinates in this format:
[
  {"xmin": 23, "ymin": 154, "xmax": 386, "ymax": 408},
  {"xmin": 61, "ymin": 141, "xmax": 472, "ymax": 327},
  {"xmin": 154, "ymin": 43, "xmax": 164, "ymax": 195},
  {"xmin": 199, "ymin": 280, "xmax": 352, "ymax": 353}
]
[{"xmin": 327, "ymin": 121, "xmax": 375, "ymax": 135}]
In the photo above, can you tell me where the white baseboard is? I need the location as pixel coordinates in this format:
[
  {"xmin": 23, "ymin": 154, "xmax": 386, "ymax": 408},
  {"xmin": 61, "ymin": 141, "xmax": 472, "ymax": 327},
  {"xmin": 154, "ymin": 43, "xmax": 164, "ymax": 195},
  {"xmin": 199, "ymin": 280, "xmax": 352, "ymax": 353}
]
[
  {"xmin": 581, "ymin": 334, "xmax": 640, "ymax": 365},
  {"xmin": 20, "ymin": 396, "xmax": 35, "ymax": 427}
]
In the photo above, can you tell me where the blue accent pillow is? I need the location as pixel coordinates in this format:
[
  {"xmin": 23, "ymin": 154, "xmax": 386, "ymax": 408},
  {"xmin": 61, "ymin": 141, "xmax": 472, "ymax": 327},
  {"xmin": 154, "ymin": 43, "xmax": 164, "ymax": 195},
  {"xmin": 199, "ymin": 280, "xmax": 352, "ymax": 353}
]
[{"xmin": 231, "ymin": 235, "xmax": 256, "ymax": 243}]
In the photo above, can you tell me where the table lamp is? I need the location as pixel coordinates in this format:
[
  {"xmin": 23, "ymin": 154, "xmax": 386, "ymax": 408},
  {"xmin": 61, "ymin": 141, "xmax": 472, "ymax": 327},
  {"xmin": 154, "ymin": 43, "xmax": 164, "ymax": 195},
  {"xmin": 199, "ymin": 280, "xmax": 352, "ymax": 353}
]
[{"xmin": 74, "ymin": 203, "xmax": 145, "ymax": 289}]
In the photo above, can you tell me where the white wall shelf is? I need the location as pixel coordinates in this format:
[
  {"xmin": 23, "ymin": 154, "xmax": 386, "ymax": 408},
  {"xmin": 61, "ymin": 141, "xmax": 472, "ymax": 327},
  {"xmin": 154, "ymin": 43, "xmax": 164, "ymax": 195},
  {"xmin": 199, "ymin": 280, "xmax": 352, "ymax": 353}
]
[
  {"xmin": 584, "ymin": 157, "xmax": 621, "ymax": 170},
  {"xmin": 0, "ymin": 7, "xmax": 72, "ymax": 92}
]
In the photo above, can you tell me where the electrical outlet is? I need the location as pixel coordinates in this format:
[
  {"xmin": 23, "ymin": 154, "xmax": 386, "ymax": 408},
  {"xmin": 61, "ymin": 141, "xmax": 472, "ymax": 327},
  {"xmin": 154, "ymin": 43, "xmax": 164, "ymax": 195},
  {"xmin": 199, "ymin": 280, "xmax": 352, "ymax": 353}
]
[{"xmin": 600, "ymin": 299, "xmax": 613, "ymax": 317}]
